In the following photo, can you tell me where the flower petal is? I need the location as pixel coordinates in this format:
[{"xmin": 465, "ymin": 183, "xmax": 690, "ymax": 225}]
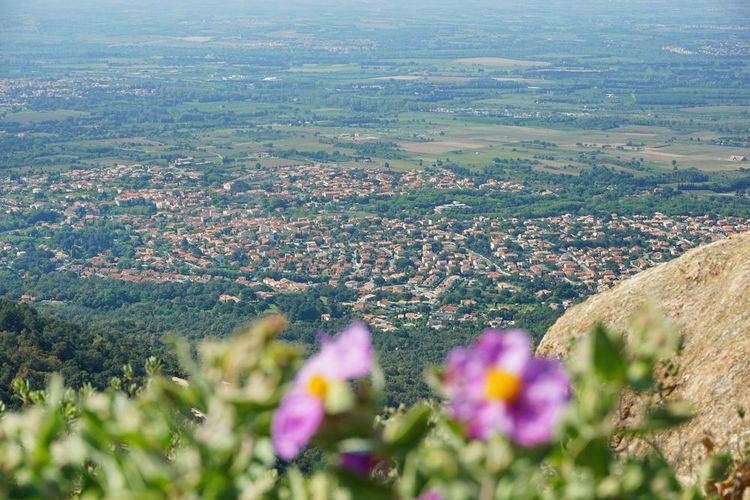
[
  {"xmin": 417, "ymin": 490, "xmax": 445, "ymax": 500},
  {"xmin": 340, "ymin": 451, "xmax": 378, "ymax": 476},
  {"xmin": 310, "ymin": 322, "xmax": 373, "ymax": 381},
  {"xmin": 509, "ymin": 358, "xmax": 571, "ymax": 447},
  {"xmin": 467, "ymin": 400, "xmax": 513, "ymax": 440},
  {"xmin": 485, "ymin": 329, "xmax": 531, "ymax": 374},
  {"xmin": 294, "ymin": 323, "xmax": 373, "ymax": 392},
  {"xmin": 271, "ymin": 393, "xmax": 324, "ymax": 460}
]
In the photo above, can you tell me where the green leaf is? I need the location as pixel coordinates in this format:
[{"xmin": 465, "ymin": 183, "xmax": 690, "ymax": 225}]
[
  {"xmin": 336, "ymin": 469, "xmax": 395, "ymax": 499},
  {"xmin": 573, "ymin": 436, "xmax": 611, "ymax": 478},
  {"xmin": 383, "ymin": 404, "xmax": 432, "ymax": 451},
  {"xmin": 592, "ymin": 325, "xmax": 627, "ymax": 384},
  {"xmin": 288, "ymin": 467, "xmax": 308, "ymax": 500},
  {"xmin": 617, "ymin": 400, "xmax": 694, "ymax": 437},
  {"xmin": 313, "ymin": 411, "xmax": 374, "ymax": 448},
  {"xmin": 324, "ymin": 380, "xmax": 355, "ymax": 414},
  {"xmin": 642, "ymin": 401, "xmax": 694, "ymax": 432},
  {"xmin": 701, "ymin": 452, "xmax": 733, "ymax": 482}
]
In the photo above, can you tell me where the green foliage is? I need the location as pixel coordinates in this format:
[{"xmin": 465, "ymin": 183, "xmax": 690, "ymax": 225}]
[
  {"xmin": 0, "ymin": 299, "xmax": 143, "ymax": 405},
  {"xmin": 591, "ymin": 325, "xmax": 628, "ymax": 384},
  {"xmin": 0, "ymin": 312, "xmax": 744, "ymax": 498}
]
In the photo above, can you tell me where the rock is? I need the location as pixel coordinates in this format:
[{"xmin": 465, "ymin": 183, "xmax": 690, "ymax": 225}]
[{"xmin": 537, "ymin": 231, "xmax": 750, "ymax": 478}]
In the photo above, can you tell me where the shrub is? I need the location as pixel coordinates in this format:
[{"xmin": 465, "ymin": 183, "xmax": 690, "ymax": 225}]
[{"xmin": 0, "ymin": 315, "xmax": 746, "ymax": 498}]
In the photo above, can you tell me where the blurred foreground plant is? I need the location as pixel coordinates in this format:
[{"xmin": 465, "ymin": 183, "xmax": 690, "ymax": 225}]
[{"xmin": 0, "ymin": 314, "xmax": 745, "ymax": 499}]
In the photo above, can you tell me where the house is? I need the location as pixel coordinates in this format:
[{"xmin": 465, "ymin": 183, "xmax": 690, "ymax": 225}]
[
  {"xmin": 433, "ymin": 305, "xmax": 458, "ymax": 321},
  {"xmin": 219, "ymin": 294, "xmax": 241, "ymax": 304}
]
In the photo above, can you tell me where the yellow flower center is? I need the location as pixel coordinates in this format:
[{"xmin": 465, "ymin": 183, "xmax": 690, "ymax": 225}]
[
  {"xmin": 485, "ymin": 369, "xmax": 522, "ymax": 402},
  {"xmin": 306, "ymin": 375, "xmax": 329, "ymax": 399}
]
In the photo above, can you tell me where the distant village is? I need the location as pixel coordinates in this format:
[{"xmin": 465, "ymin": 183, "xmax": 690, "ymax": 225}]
[{"xmin": 1, "ymin": 162, "xmax": 748, "ymax": 331}]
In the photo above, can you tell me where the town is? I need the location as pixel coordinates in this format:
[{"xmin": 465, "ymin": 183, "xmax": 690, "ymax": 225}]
[{"xmin": 2, "ymin": 161, "xmax": 747, "ymax": 332}]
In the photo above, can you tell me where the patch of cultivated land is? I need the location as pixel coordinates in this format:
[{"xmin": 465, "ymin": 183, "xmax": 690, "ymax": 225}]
[
  {"xmin": 371, "ymin": 75, "xmax": 423, "ymax": 81},
  {"xmin": 611, "ymin": 125, "xmax": 674, "ymax": 137},
  {"xmin": 0, "ymin": 110, "xmax": 88, "ymax": 123},
  {"xmin": 680, "ymin": 105, "xmax": 750, "ymax": 113},
  {"xmin": 394, "ymin": 118, "xmax": 750, "ymax": 173},
  {"xmin": 640, "ymin": 149, "xmax": 685, "ymax": 159},
  {"xmin": 288, "ymin": 64, "xmax": 360, "ymax": 73},
  {"xmin": 400, "ymin": 141, "xmax": 486, "ymax": 154},
  {"xmin": 371, "ymin": 75, "xmax": 483, "ymax": 83},
  {"xmin": 454, "ymin": 57, "xmax": 550, "ymax": 67}
]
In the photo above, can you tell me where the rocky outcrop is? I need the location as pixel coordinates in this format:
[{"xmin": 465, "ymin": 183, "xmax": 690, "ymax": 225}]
[{"xmin": 537, "ymin": 231, "xmax": 750, "ymax": 478}]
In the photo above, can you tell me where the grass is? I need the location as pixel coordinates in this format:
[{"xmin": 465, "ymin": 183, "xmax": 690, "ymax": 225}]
[
  {"xmin": 287, "ymin": 63, "xmax": 360, "ymax": 73},
  {"xmin": 173, "ymin": 101, "xmax": 270, "ymax": 114},
  {"xmin": 1, "ymin": 110, "xmax": 88, "ymax": 124},
  {"xmin": 454, "ymin": 57, "xmax": 550, "ymax": 68},
  {"xmin": 680, "ymin": 105, "xmax": 750, "ymax": 114}
]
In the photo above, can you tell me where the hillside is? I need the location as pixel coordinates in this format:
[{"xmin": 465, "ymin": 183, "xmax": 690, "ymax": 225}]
[
  {"xmin": 0, "ymin": 298, "xmax": 143, "ymax": 404},
  {"xmin": 537, "ymin": 231, "xmax": 750, "ymax": 477}
]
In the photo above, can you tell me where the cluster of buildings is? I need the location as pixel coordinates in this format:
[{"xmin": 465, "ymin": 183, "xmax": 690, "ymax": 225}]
[
  {"xmin": 0, "ymin": 77, "xmax": 152, "ymax": 108},
  {"xmin": 1, "ymin": 162, "xmax": 748, "ymax": 329},
  {"xmin": 485, "ymin": 213, "xmax": 749, "ymax": 292}
]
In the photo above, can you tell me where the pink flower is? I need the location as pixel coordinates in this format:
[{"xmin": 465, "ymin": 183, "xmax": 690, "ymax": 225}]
[
  {"xmin": 272, "ymin": 322, "xmax": 373, "ymax": 460},
  {"xmin": 444, "ymin": 329, "xmax": 570, "ymax": 447},
  {"xmin": 417, "ymin": 490, "xmax": 444, "ymax": 500}
]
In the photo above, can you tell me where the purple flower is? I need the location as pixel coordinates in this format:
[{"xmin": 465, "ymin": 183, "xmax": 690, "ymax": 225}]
[
  {"xmin": 272, "ymin": 322, "xmax": 373, "ymax": 460},
  {"xmin": 444, "ymin": 329, "xmax": 570, "ymax": 447},
  {"xmin": 339, "ymin": 451, "xmax": 379, "ymax": 476}
]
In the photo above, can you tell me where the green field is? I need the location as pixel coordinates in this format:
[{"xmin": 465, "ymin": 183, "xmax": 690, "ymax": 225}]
[{"xmin": 1, "ymin": 109, "xmax": 88, "ymax": 123}]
